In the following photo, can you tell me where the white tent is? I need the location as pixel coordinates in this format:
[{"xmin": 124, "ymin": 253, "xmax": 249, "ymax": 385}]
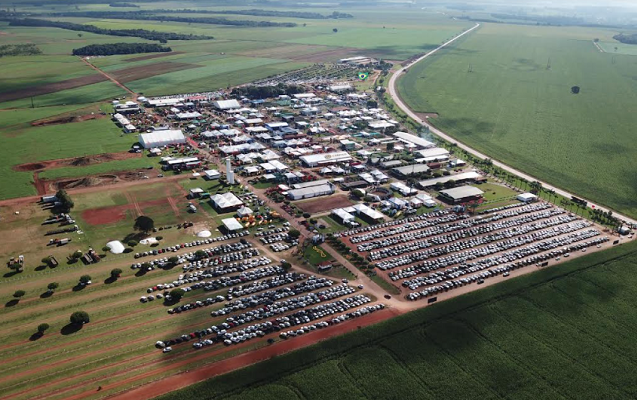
[
  {"xmin": 139, "ymin": 130, "xmax": 186, "ymax": 149},
  {"xmin": 222, "ymin": 218, "xmax": 244, "ymax": 231},
  {"xmin": 197, "ymin": 230, "xmax": 212, "ymax": 238},
  {"xmin": 106, "ymin": 240, "xmax": 125, "ymax": 254}
]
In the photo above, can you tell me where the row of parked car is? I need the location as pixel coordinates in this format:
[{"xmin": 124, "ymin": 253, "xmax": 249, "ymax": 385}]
[
  {"xmin": 227, "ymin": 272, "xmax": 307, "ymax": 298},
  {"xmin": 374, "ymin": 213, "xmax": 575, "ymax": 265},
  {"xmin": 255, "ymin": 226, "xmax": 290, "ymax": 238},
  {"xmin": 342, "ymin": 210, "xmax": 456, "ymax": 243},
  {"xmin": 279, "ymin": 303, "xmax": 385, "ymax": 339},
  {"xmin": 157, "ymin": 287, "xmax": 362, "ymax": 351},
  {"xmin": 379, "ymin": 220, "xmax": 593, "ymax": 272},
  {"xmin": 354, "ymin": 202, "xmax": 554, "ymax": 250},
  {"xmin": 406, "ymin": 235, "xmax": 608, "ymax": 300},
  {"xmin": 365, "ymin": 206, "xmax": 563, "ymax": 260},
  {"xmin": 211, "ymin": 277, "xmax": 335, "ymax": 317},
  {"xmin": 134, "ymin": 231, "xmax": 249, "ymax": 259}
]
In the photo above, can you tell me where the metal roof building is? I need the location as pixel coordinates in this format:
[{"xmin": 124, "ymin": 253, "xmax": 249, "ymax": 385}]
[
  {"xmin": 419, "ymin": 171, "xmax": 483, "ymax": 188},
  {"xmin": 299, "ymin": 151, "xmax": 352, "ymax": 167},
  {"xmin": 213, "ymin": 99, "xmax": 241, "ymax": 110},
  {"xmin": 439, "ymin": 186, "xmax": 484, "ymax": 203},
  {"xmin": 139, "ymin": 130, "xmax": 186, "ymax": 149},
  {"xmin": 393, "ymin": 131, "xmax": 435, "ymax": 149}
]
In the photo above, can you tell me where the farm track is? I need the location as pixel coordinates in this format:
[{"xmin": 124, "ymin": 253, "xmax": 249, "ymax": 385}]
[
  {"xmin": 79, "ymin": 57, "xmax": 137, "ymax": 100},
  {"xmin": 387, "ymin": 23, "xmax": 637, "ymax": 226}
]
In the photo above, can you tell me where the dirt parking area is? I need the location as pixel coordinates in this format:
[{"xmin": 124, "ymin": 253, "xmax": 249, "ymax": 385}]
[{"xmin": 297, "ymin": 194, "xmax": 354, "ymax": 214}]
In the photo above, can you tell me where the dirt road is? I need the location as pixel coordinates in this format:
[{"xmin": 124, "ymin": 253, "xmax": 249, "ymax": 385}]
[
  {"xmin": 386, "ymin": 23, "xmax": 637, "ymax": 226},
  {"xmin": 80, "ymin": 57, "xmax": 138, "ymax": 101}
]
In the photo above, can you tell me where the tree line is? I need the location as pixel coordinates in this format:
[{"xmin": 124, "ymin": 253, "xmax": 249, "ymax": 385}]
[
  {"xmin": 613, "ymin": 33, "xmax": 637, "ymax": 45},
  {"xmin": 0, "ymin": 43, "xmax": 41, "ymax": 57},
  {"xmin": 109, "ymin": 2, "xmax": 140, "ymax": 8},
  {"xmin": 47, "ymin": 11, "xmax": 297, "ymax": 27},
  {"xmin": 231, "ymin": 83, "xmax": 305, "ymax": 99},
  {"xmin": 72, "ymin": 43, "xmax": 171, "ymax": 56},
  {"xmin": 145, "ymin": 9, "xmax": 353, "ymax": 19},
  {"xmin": 9, "ymin": 18, "xmax": 213, "ymax": 43},
  {"xmin": 7, "ymin": 18, "xmax": 213, "ymax": 41}
]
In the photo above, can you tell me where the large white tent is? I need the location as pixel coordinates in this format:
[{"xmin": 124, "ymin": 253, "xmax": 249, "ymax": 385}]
[{"xmin": 139, "ymin": 130, "xmax": 186, "ymax": 149}]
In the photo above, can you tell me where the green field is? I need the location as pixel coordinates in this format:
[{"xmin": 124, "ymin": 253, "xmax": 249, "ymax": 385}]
[
  {"xmin": 397, "ymin": 23, "xmax": 637, "ymax": 219},
  {"xmin": 159, "ymin": 239, "xmax": 637, "ymax": 400},
  {"xmin": 0, "ymin": 115, "xmax": 133, "ymax": 199}
]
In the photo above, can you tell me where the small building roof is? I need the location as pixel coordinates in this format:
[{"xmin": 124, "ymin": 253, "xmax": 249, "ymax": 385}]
[{"xmin": 222, "ymin": 218, "xmax": 244, "ymax": 231}]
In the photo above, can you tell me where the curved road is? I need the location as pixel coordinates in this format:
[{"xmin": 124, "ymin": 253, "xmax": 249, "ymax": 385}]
[{"xmin": 388, "ymin": 23, "xmax": 637, "ymax": 226}]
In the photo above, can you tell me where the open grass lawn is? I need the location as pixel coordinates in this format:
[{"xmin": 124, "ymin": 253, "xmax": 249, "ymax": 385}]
[
  {"xmin": 0, "ymin": 117, "xmax": 134, "ymax": 200},
  {"xmin": 478, "ymin": 182, "xmax": 518, "ymax": 202},
  {"xmin": 397, "ymin": 23, "xmax": 637, "ymax": 219},
  {"xmin": 303, "ymin": 244, "xmax": 335, "ymax": 267},
  {"xmin": 160, "ymin": 239, "xmax": 637, "ymax": 400}
]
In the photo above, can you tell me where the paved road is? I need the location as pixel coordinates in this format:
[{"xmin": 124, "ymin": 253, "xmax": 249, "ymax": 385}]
[{"xmin": 387, "ymin": 23, "xmax": 637, "ymax": 226}]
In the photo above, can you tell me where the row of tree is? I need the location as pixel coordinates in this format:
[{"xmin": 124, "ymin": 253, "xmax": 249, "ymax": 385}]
[
  {"xmin": 144, "ymin": 9, "xmax": 353, "ymax": 19},
  {"xmin": 613, "ymin": 33, "xmax": 637, "ymax": 45},
  {"xmin": 8, "ymin": 18, "xmax": 213, "ymax": 41},
  {"xmin": 48, "ymin": 11, "xmax": 297, "ymax": 27},
  {"xmin": 109, "ymin": 2, "xmax": 140, "ymax": 8},
  {"xmin": 0, "ymin": 43, "xmax": 41, "ymax": 57},
  {"xmin": 72, "ymin": 43, "xmax": 171, "ymax": 56}
]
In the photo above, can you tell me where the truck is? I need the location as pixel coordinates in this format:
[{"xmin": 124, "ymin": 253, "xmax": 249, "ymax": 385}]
[{"xmin": 41, "ymin": 195, "xmax": 58, "ymax": 203}]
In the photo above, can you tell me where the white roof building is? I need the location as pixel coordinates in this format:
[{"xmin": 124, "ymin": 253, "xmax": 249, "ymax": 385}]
[
  {"xmin": 332, "ymin": 208, "xmax": 355, "ymax": 223},
  {"xmin": 299, "ymin": 151, "xmax": 352, "ymax": 167},
  {"xmin": 213, "ymin": 99, "xmax": 241, "ymax": 110},
  {"xmin": 393, "ymin": 131, "xmax": 435, "ymax": 149},
  {"xmin": 204, "ymin": 169, "xmax": 221, "ymax": 180},
  {"xmin": 419, "ymin": 171, "xmax": 482, "ymax": 188},
  {"xmin": 211, "ymin": 192, "xmax": 244, "ymax": 211},
  {"xmin": 222, "ymin": 218, "xmax": 244, "ymax": 231},
  {"xmin": 139, "ymin": 130, "xmax": 186, "ymax": 149}
]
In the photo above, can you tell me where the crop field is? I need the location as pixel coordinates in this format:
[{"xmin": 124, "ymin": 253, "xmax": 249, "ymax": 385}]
[
  {"xmin": 397, "ymin": 23, "xmax": 637, "ymax": 219},
  {"xmin": 158, "ymin": 239, "xmax": 637, "ymax": 400},
  {"xmin": 0, "ymin": 114, "xmax": 132, "ymax": 200}
]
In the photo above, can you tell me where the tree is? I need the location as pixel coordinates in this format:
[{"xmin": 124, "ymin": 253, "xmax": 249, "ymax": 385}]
[
  {"xmin": 168, "ymin": 256, "xmax": 179, "ymax": 265},
  {"xmin": 366, "ymin": 100, "xmax": 378, "ymax": 108},
  {"xmin": 332, "ymin": 28, "xmax": 338, "ymax": 33},
  {"xmin": 134, "ymin": 216, "xmax": 155, "ymax": 234},
  {"xmin": 169, "ymin": 288, "xmax": 185, "ymax": 301},
  {"xmin": 13, "ymin": 290, "xmax": 26, "ymax": 298},
  {"xmin": 352, "ymin": 189, "xmax": 365, "ymax": 199},
  {"xmin": 195, "ymin": 250, "xmax": 206, "ymax": 259},
  {"xmin": 79, "ymin": 275, "xmax": 91, "ymax": 284},
  {"xmin": 41, "ymin": 256, "xmax": 51, "ymax": 266},
  {"xmin": 47, "ymin": 282, "xmax": 59, "ymax": 292},
  {"xmin": 110, "ymin": 268, "xmax": 122, "ymax": 278},
  {"xmin": 571, "ymin": 86, "xmax": 580, "ymax": 94},
  {"xmin": 77, "ymin": 33, "xmax": 83, "ymax": 37},
  {"xmin": 127, "ymin": 240, "xmax": 138, "ymax": 247},
  {"xmin": 386, "ymin": 142, "xmax": 395, "ymax": 151},
  {"xmin": 37, "ymin": 323, "xmax": 50, "ymax": 333},
  {"xmin": 72, "ymin": 250, "xmax": 83, "ymax": 259},
  {"xmin": 55, "ymin": 189, "xmax": 74, "ymax": 212},
  {"xmin": 70, "ymin": 311, "xmax": 90, "ymax": 325},
  {"xmin": 288, "ymin": 229, "xmax": 301, "ymax": 239},
  {"xmin": 281, "ymin": 261, "xmax": 292, "ymax": 272}
]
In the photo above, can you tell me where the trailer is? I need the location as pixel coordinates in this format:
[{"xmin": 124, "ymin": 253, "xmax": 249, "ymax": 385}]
[{"xmin": 41, "ymin": 195, "xmax": 58, "ymax": 203}]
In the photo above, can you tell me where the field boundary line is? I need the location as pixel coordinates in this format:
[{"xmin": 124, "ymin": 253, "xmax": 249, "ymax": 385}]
[{"xmin": 79, "ymin": 57, "xmax": 137, "ymax": 100}]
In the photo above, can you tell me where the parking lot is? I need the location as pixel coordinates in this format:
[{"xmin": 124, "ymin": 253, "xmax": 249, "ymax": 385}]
[{"xmin": 337, "ymin": 201, "xmax": 613, "ymax": 301}]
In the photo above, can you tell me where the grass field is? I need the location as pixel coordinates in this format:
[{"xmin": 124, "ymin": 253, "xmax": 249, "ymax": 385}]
[
  {"xmin": 0, "ymin": 116, "xmax": 133, "ymax": 200},
  {"xmin": 397, "ymin": 23, "xmax": 637, "ymax": 219},
  {"xmin": 158, "ymin": 239, "xmax": 637, "ymax": 400}
]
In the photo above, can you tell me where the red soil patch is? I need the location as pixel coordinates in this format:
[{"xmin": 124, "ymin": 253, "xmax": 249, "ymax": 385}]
[
  {"xmin": 81, "ymin": 198, "xmax": 170, "ymax": 225},
  {"xmin": 0, "ymin": 74, "xmax": 107, "ymax": 103},
  {"xmin": 30, "ymin": 112, "xmax": 106, "ymax": 127},
  {"xmin": 110, "ymin": 61, "xmax": 199, "ymax": 84},
  {"xmin": 124, "ymin": 51, "xmax": 184, "ymax": 62},
  {"xmin": 297, "ymin": 194, "xmax": 354, "ymax": 214},
  {"xmin": 14, "ymin": 151, "xmax": 141, "ymax": 172}
]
